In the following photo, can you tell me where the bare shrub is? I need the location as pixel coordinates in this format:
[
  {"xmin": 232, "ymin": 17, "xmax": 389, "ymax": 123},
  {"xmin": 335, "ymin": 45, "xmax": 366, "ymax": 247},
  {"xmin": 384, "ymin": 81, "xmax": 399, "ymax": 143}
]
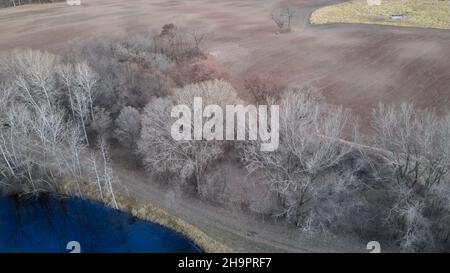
[
  {"xmin": 160, "ymin": 23, "xmax": 176, "ymax": 37},
  {"xmin": 112, "ymin": 35, "xmax": 153, "ymax": 63},
  {"xmin": 111, "ymin": 35, "xmax": 174, "ymax": 71},
  {"xmin": 114, "ymin": 106, "xmax": 141, "ymax": 149},
  {"xmin": 168, "ymin": 59, "xmax": 228, "ymax": 87},
  {"xmin": 154, "ymin": 24, "xmax": 207, "ymax": 61},
  {"xmin": 64, "ymin": 34, "xmax": 175, "ymax": 115},
  {"xmin": 115, "ymin": 63, "xmax": 173, "ymax": 109},
  {"xmin": 60, "ymin": 26, "xmax": 209, "ymax": 120},
  {"xmin": 244, "ymin": 73, "xmax": 285, "ymax": 105},
  {"xmin": 283, "ymin": 83, "xmax": 323, "ymax": 101},
  {"xmin": 88, "ymin": 107, "xmax": 112, "ymax": 140},
  {"xmin": 144, "ymin": 53, "xmax": 174, "ymax": 71}
]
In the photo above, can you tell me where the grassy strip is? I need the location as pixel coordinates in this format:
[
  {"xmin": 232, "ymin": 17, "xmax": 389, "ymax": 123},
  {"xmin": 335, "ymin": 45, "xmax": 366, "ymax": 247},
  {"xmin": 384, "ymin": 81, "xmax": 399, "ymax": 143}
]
[
  {"xmin": 58, "ymin": 182, "xmax": 233, "ymax": 253},
  {"xmin": 310, "ymin": 0, "xmax": 450, "ymax": 30}
]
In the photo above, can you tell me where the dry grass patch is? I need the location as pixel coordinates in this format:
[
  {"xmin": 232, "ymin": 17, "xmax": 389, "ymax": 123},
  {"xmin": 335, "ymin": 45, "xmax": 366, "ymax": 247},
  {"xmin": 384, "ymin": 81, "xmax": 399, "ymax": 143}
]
[{"xmin": 311, "ymin": 0, "xmax": 450, "ymax": 30}]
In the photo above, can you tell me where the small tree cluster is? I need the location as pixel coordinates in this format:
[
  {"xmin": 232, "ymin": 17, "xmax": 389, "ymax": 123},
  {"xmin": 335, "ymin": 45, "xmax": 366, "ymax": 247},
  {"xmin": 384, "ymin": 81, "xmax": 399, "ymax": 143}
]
[
  {"xmin": 240, "ymin": 87, "xmax": 355, "ymax": 224},
  {"xmin": 154, "ymin": 24, "xmax": 207, "ymax": 61},
  {"xmin": 371, "ymin": 103, "xmax": 450, "ymax": 251},
  {"xmin": 0, "ymin": 49, "xmax": 117, "ymax": 207},
  {"xmin": 62, "ymin": 25, "xmax": 217, "ymax": 149},
  {"xmin": 169, "ymin": 59, "xmax": 228, "ymax": 87},
  {"xmin": 138, "ymin": 79, "xmax": 240, "ymax": 194},
  {"xmin": 244, "ymin": 73, "xmax": 285, "ymax": 105}
]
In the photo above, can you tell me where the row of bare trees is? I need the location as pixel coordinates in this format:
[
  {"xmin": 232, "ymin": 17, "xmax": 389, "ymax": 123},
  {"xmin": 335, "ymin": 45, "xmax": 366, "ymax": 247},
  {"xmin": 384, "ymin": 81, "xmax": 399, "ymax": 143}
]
[
  {"xmin": 0, "ymin": 49, "xmax": 118, "ymax": 207},
  {"xmin": 237, "ymin": 89, "xmax": 450, "ymax": 251},
  {"xmin": 0, "ymin": 25, "xmax": 211, "ymax": 204},
  {"xmin": 133, "ymin": 71, "xmax": 450, "ymax": 250}
]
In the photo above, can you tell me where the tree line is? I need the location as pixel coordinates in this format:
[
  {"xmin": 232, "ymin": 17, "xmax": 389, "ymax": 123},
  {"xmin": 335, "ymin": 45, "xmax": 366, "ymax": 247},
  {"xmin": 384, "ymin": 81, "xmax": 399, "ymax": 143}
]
[{"xmin": 0, "ymin": 24, "xmax": 449, "ymax": 252}]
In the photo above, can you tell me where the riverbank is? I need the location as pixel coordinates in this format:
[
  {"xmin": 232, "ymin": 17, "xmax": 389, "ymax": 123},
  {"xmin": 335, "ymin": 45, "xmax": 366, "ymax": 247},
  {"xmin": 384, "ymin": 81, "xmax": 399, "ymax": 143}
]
[
  {"xmin": 58, "ymin": 182, "xmax": 233, "ymax": 253},
  {"xmin": 0, "ymin": 193, "xmax": 201, "ymax": 252},
  {"xmin": 99, "ymin": 160, "xmax": 371, "ymax": 253}
]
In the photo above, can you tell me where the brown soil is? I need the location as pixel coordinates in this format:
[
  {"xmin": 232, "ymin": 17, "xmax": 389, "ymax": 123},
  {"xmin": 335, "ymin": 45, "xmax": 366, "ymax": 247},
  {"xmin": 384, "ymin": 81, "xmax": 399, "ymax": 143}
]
[{"xmin": 1, "ymin": 0, "xmax": 449, "ymax": 120}]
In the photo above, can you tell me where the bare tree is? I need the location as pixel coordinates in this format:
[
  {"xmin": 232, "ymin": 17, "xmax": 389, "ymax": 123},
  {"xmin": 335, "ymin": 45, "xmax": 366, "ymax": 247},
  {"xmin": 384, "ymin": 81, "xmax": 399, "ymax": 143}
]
[
  {"xmin": 98, "ymin": 137, "xmax": 118, "ymax": 209},
  {"xmin": 89, "ymin": 106, "xmax": 112, "ymax": 140},
  {"xmin": 154, "ymin": 24, "xmax": 207, "ymax": 61},
  {"xmin": 240, "ymin": 89, "xmax": 354, "ymax": 223},
  {"xmin": 71, "ymin": 80, "xmax": 91, "ymax": 144},
  {"xmin": 2, "ymin": 49, "xmax": 60, "ymax": 112},
  {"xmin": 0, "ymin": 50, "xmax": 67, "ymax": 192},
  {"xmin": 57, "ymin": 64, "xmax": 77, "ymax": 118},
  {"xmin": 372, "ymin": 103, "xmax": 450, "ymax": 192},
  {"xmin": 74, "ymin": 62, "xmax": 98, "ymax": 125},
  {"xmin": 372, "ymin": 103, "xmax": 450, "ymax": 251},
  {"xmin": 114, "ymin": 106, "xmax": 141, "ymax": 149},
  {"xmin": 0, "ymin": 49, "xmax": 116, "ymax": 201},
  {"xmin": 272, "ymin": 7, "xmax": 297, "ymax": 33},
  {"xmin": 0, "ymin": 83, "xmax": 12, "ymax": 124},
  {"xmin": 138, "ymin": 80, "xmax": 240, "ymax": 193},
  {"xmin": 57, "ymin": 62, "xmax": 98, "ymax": 145},
  {"xmin": 1, "ymin": 101, "xmax": 77, "ymax": 193},
  {"xmin": 189, "ymin": 29, "xmax": 207, "ymax": 56}
]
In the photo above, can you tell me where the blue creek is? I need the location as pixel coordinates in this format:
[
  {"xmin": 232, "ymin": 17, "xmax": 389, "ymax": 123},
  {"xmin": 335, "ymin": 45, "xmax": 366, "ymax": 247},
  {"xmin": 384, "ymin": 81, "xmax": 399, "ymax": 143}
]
[{"xmin": 0, "ymin": 195, "xmax": 201, "ymax": 253}]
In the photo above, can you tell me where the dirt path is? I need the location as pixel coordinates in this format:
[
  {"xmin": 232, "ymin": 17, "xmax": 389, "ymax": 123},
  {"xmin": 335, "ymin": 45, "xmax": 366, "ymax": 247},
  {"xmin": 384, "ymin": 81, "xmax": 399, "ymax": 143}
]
[{"xmin": 111, "ymin": 159, "xmax": 367, "ymax": 253}]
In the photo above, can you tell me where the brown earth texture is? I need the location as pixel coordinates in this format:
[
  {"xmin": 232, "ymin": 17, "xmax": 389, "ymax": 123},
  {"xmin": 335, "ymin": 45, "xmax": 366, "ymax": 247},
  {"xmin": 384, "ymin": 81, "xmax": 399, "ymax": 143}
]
[{"xmin": 1, "ymin": 0, "xmax": 449, "ymax": 119}]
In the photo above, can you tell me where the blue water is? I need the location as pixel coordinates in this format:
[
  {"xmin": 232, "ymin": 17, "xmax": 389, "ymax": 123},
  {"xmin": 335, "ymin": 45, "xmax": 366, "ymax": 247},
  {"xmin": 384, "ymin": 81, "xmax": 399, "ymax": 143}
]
[{"xmin": 0, "ymin": 195, "xmax": 201, "ymax": 253}]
